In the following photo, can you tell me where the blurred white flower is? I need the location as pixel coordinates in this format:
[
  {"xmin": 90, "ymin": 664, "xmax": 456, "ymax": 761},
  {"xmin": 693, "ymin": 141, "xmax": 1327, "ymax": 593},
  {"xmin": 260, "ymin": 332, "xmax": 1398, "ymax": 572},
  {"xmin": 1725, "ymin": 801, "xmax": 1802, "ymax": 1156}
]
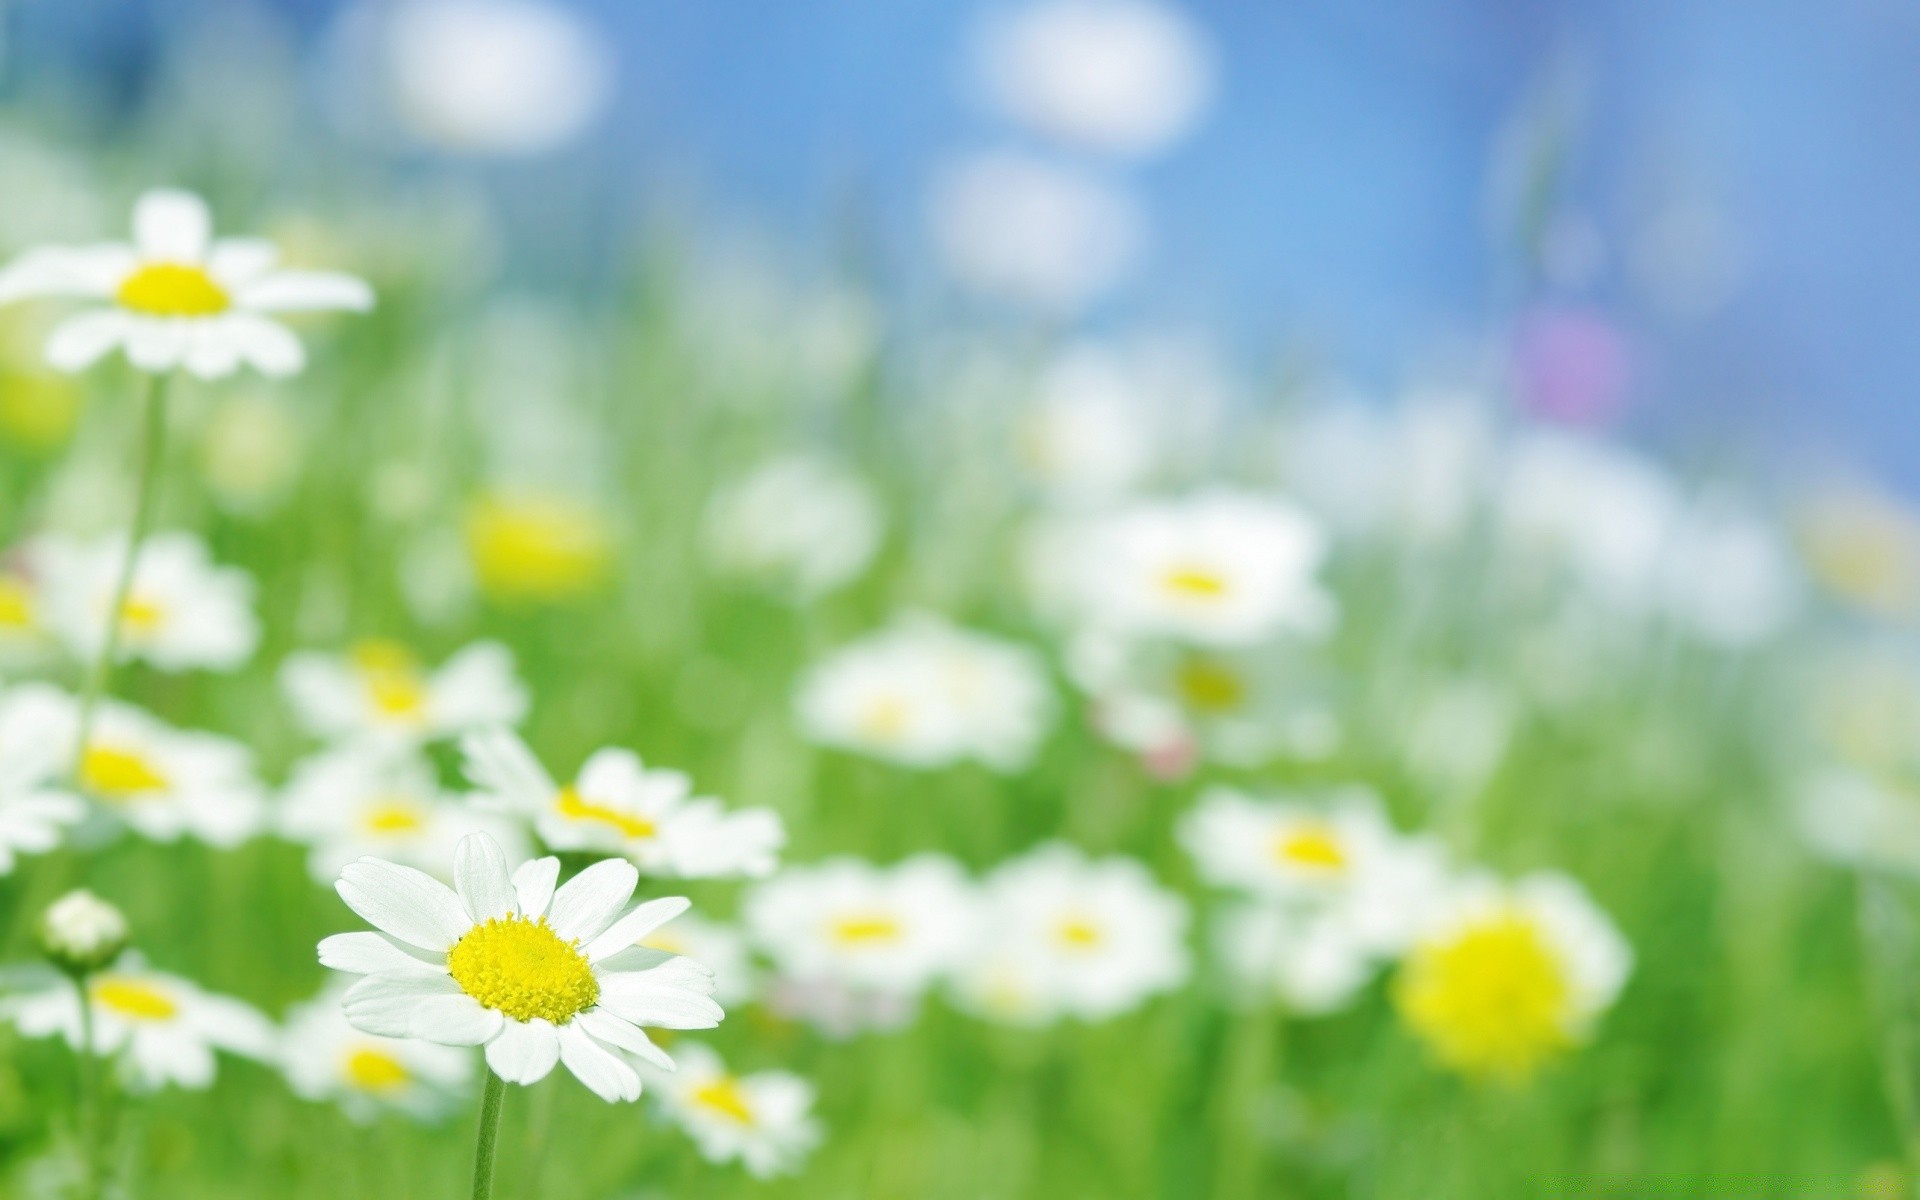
[
  {"xmin": 0, "ymin": 687, "xmax": 86, "ymax": 875},
  {"xmin": 1017, "ymin": 342, "xmax": 1157, "ymax": 503},
  {"xmin": 37, "ymin": 890, "xmax": 128, "ymax": 973},
  {"xmin": 646, "ymin": 1042, "xmax": 823, "ymax": 1179},
  {"xmin": 1393, "ymin": 871, "xmax": 1631, "ymax": 1082},
  {"xmin": 1212, "ymin": 903, "xmax": 1376, "ymax": 1016},
  {"xmin": 930, "ymin": 151, "xmax": 1145, "ymax": 314},
  {"xmin": 279, "ymin": 981, "xmax": 473, "ymax": 1121},
  {"xmin": 377, "ymin": 0, "xmax": 613, "ymax": 156},
  {"xmin": 1794, "ymin": 765, "xmax": 1920, "ymax": 875},
  {"xmin": 796, "ymin": 616, "xmax": 1055, "ymax": 771},
  {"xmin": 462, "ymin": 728, "xmax": 784, "ymax": 880},
  {"xmin": 1181, "ymin": 785, "xmax": 1399, "ymax": 907},
  {"xmin": 632, "ymin": 913, "xmax": 757, "ymax": 1008},
  {"xmin": 321, "ymin": 833, "xmax": 723, "ymax": 1103},
  {"xmin": 0, "ymin": 189, "xmax": 372, "ymax": 379},
  {"xmin": 34, "ymin": 531, "xmax": 259, "ymax": 673},
  {"xmin": 704, "ymin": 456, "xmax": 884, "ymax": 598},
  {"xmin": 280, "ymin": 639, "xmax": 527, "ymax": 748},
  {"xmin": 279, "ymin": 745, "xmax": 528, "ymax": 885},
  {"xmin": 744, "ymin": 856, "xmax": 975, "ymax": 1003},
  {"xmin": 952, "ymin": 842, "xmax": 1187, "ymax": 1024},
  {"xmin": 1, "ymin": 954, "xmax": 275, "ymax": 1092},
  {"xmin": 975, "ymin": 0, "xmax": 1215, "ymax": 159}
]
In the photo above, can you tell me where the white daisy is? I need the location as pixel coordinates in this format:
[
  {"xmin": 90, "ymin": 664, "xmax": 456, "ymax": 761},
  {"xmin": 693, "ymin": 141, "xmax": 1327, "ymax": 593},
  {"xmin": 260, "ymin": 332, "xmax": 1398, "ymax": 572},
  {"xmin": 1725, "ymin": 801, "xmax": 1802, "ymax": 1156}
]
[
  {"xmin": 0, "ymin": 561, "xmax": 50, "ymax": 666},
  {"xmin": 1393, "ymin": 871, "xmax": 1632, "ymax": 1082},
  {"xmin": 703, "ymin": 455, "xmax": 884, "ymax": 599},
  {"xmin": 280, "ymin": 981, "xmax": 473, "ymax": 1121},
  {"xmin": 0, "ymin": 954, "xmax": 275, "ymax": 1092},
  {"xmin": 1015, "ymin": 342, "xmax": 1157, "ymax": 503},
  {"xmin": 950, "ymin": 842, "xmax": 1187, "ymax": 1024},
  {"xmin": 1212, "ymin": 903, "xmax": 1378, "ymax": 1017},
  {"xmin": 742, "ymin": 856, "xmax": 975, "ymax": 999},
  {"xmin": 647, "ymin": 1042, "xmax": 822, "ymax": 1179},
  {"xmin": 1068, "ymin": 490, "xmax": 1335, "ymax": 646},
  {"xmin": 279, "ymin": 639, "xmax": 527, "ymax": 748},
  {"xmin": 629, "ymin": 913, "xmax": 757, "ymax": 1008},
  {"xmin": 0, "ymin": 685, "xmax": 86, "ymax": 874},
  {"xmin": 279, "ymin": 745, "xmax": 529, "ymax": 885},
  {"xmin": 0, "ymin": 188, "xmax": 372, "ymax": 379},
  {"xmin": 34, "ymin": 531, "xmax": 259, "ymax": 672},
  {"xmin": 795, "ymin": 616, "xmax": 1055, "ymax": 772},
  {"xmin": 320, "ymin": 831, "xmax": 724, "ymax": 1102},
  {"xmin": 461, "ymin": 728, "xmax": 784, "ymax": 880}
]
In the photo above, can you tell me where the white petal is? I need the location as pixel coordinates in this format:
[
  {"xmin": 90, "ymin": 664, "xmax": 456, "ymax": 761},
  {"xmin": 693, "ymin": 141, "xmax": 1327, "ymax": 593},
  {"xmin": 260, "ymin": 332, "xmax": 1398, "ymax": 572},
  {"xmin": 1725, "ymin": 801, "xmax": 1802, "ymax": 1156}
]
[
  {"xmin": 337, "ymin": 858, "xmax": 473, "ymax": 951},
  {"xmin": 132, "ymin": 189, "xmax": 213, "ymax": 261},
  {"xmin": 556, "ymin": 1022, "xmax": 641, "ymax": 1103},
  {"xmin": 584, "ymin": 897, "xmax": 690, "ymax": 962},
  {"xmin": 316, "ymin": 931, "xmax": 444, "ymax": 977},
  {"xmin": 0, "ymin": 245, "xmax": 131, "ymax": 302},
  {"xmin": 44, "ymin": 310, "xmax": 131, "ymax": 372},
  {"xmin": 484, "ymin": 1018, "xmax": 561, "ymax": 1085},
  {"xmin": 573, "ymin": 1010, "xmax": 674, "ymax": 1071},
  {"xmin": 181, "ymin": 320, "xmax": 243, "ymax": 379},
  {"xmin": 206, "ymin": 238, "xmax": 278, "ymax": 285},
  {"xmin": 454, "ymin": 833, "xmax": 516, "ymax": 923},
  {"xmin": 123, "ymin": 318, "xmax": 189, "ymax": 372},
  {"xmin": 223, "ymin": 313, "xmax": 305, "ymax": 377},
  {"xmin": 462, "ymin": 728, "xmax": 557, "ymax": 813},
  {"xmin": 343, "ymin": 973, "xmax": 501, "ymax": 1045},
  {"xmin": 547, "ymin": 858, "xmax": 639, "ymax": 944},
  {"xmin": 511, "ymin": 857, "xmax": 560, "ymax": 918},
  {"xmin": 237, "ymin": 270, "xmax": 374, "ymax": 313},
  {"xmin": 594, "ymin": 964, "xmax": 723, "ymax": 1030}
]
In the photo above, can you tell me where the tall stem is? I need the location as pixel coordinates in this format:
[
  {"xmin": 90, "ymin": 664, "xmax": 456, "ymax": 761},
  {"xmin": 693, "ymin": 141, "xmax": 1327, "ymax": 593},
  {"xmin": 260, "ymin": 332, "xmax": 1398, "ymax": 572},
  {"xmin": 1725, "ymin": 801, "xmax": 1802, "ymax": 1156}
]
[
  {"xmin": 70, "ymin": 373, "xmax": 171, "ymax": 783},
  {"xmin": 72, "ymin": 973, "xmax": 103, "ymax": 1200},
  {"xmin": 470, "ymin": 1068, "xmax": 507, "ymax": 1200}
]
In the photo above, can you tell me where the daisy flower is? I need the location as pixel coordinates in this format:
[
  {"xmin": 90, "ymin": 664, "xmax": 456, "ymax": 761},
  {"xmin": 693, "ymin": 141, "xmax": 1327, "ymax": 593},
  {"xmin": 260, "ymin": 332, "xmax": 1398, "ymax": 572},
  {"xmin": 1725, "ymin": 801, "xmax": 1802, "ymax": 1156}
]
[
  {"xmin": 461, "ymin": 728, "xmax": 784, "ymax": 880},
  {"xmin": 0, "ymin": 561, "xmax": 49, "ymax": 665},
  {"xmin": 280, "ymin": 981, "xmax": 473, "ymax": 1121},
  {"xmin": 0, "ymin": 685, "xmax": 87, "ymax": 874},
  {"xmin": 278, "ymin": 745, "xmax": 529, "ymax": 884},
  {"xmin": 743, "ymin": 855, "xmax": 975, "ymax": 1001},
  {"xmin": 1393, "ymin": 872, "xmax": 1632, "ymax": 1082},
  {"xmin": 950, "ymin": 842, "xmax": 1187, "ymax": 1024},
  {"xmin": 463, "ymin": 491, "xmax": 613, "ymax": 604},
  {"xmin": 0, "ymin": 188, "xmax": 372, "ymax": 378},
  {"xmin": 703, "ymin": 455, "xmax": 884, "ymax": 599},
  {"xmin": 647, "ymin": 1042, "xmax": 823, "ymax": 1178},
  {"xmin": 1211, "ymin": 903, "xmax": 1377, "ymax": 1017},
  {"xmin": 319, "ymin": 831, "xmax": 724, "ymax": 1102},
  {"xmin": 279, "ymin": 639, "xmax": 527, "ymax": 748},
  {"xmin": 38, "ymin": 890, "xmax": 129, "ymax": 974},
  {"xmin": 34, "ymin": 531, "xmax": 259, "ymax": 672},
  {"xmin": 795, "ymin": 616, "xmax": 1055, "ymax": 772},
  {"xmin": 1, "ymin": 954, "xmax": 275, "ymax": 1091}
]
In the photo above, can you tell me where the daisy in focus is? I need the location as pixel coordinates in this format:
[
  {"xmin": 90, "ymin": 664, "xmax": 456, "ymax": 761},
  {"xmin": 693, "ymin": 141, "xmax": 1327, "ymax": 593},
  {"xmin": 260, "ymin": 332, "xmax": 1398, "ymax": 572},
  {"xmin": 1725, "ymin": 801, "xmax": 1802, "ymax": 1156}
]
[
  {"xmin": 648, "ymin": 1042, "xmax": 822, "ymax": 1178},
  {"xmin": 1, "ymin": 955, "xmax": 275, "ymax": 1091},
  {"xmin": 320, "ymin": 831, "xmax": 723, "ymax": 1102},
  {"xmin": 462, "ymin": 728, "xmax": 784, "ymax": 879},
  {"xmin": 949, "ymin": 842, "xmax": 1187, "ymax": 1025},
  {"xmin": 279, "ymin": 982, "xmax": 473, "ymax": 1121},
  {"xmin": 279, "ymin": 745, "xmax": 528, "ymax": 884},
  {"xmin": 1393, "ymin": 872, "xmax": 1631, "ymax": 1083},
  {"xmin": 0, "ymin": 189, "xmax": 372, "ymax": 378},
  {"xmin": 280, "ymin": 639, "xmax": 527, "ymax": 748},
  {"xmin": 795, "ymin": 615, "xmax": 1055, "ymax": 771},
  {"xmin": 0, "ymin": 685, "xmax": 87, "ymax": 874},
  {"xmin": 34, "ymin": 531, "xmax": 259, "ymax": 672}
]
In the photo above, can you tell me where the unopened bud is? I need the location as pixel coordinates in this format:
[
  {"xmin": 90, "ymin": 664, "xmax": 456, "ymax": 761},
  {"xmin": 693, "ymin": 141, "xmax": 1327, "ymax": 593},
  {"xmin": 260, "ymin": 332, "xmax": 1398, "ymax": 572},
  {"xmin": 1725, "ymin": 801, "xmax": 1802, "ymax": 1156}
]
[{"xmin": 39, "ymin": 890, "xmax": 128, "ymax": 975}]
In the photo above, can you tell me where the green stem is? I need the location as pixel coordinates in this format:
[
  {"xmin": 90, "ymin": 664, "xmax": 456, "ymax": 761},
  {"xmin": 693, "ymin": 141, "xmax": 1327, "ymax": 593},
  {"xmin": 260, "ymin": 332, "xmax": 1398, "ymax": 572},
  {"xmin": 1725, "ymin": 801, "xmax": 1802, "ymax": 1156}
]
[
  {"xmin": 470, "ymin": 1068, "xmax": 507, "ymax": 1200},
  {"xmin": 72, "ymin": 973, "xmax": 103, "ymax": 1200},
  {"xmin": 70, "ymin": 373, "xmax": 171, "ymax": 785}
]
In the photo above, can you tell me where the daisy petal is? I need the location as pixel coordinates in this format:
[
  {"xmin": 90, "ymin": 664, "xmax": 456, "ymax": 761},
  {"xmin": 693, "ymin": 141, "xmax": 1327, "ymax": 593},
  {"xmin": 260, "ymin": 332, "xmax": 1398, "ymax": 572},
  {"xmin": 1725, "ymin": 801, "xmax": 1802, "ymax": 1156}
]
[
  {"xmin": 206, "ymin": 238, "xmax": 279, "ymax": 285},
  {"xmin": 343, "ymin": 973, "xmax": 501, "ymax": 1045},
  {"xmin": 124, "ymin": 318, "xmax": 189, "ymax": 372},
  {"xmin": 238, "ymin": 270, "xmax": 374, "ymax": 313},
  {"xmin": 584, "ymin": 897, "xmax": 691, "ymax": 962},
  {"xmin": 182, "ymin": 320, "xmax": 244, "ymax": 380},
  {"xmin": 0, "ymin": 245, "xmax": 131, "ymax": 303},
  {"xmin": 511, "ymin": 857, "xmax": 560, "ymax": 918},
  {"xmin": 595, "ymin": 964, "xmax": 723, "ymax": 1030},
  {"xmin": 547, "ymin": 858, "xmax": 639, "ymax": 944},
  {"xmin": 574, "ymin": 1010, "xmax": 675, "ymax": 1071},
  {"xmin": 224, "ymin": 313, "xmax": 305, "ymax": 377},
  {"xmin": 556, "ymin": 1021, "xmax": 642, "ymax": 1102},
  {"xmin": 316, "ymin": 931, "xmax": 445, "ymax": 977},
  {"xmin": 337, "ymin": 858, "xmax": 473, "ymax": 951},
  {"xmin": 44, "ymin": 310, "xmax": 132, "ymax": 372},
  {"xmin": 132, "ymin": 189, "xmax": 213, "ymax": 261},
  {"xmin": 454, "ymin": 833, "xmax": 516, "ymax": 923},
  {"xmin": 484, "ymin": 1018, "xmax": 561, "ymax": 1085},
  {"xmin": 462, "ymin": 728, "xmax": 557, "ymax": 813}
]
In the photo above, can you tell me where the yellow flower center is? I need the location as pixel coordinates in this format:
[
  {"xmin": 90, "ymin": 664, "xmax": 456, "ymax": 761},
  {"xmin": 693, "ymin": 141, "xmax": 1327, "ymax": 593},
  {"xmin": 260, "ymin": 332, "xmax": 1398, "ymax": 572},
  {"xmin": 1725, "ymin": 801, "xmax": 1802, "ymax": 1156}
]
[
  {"xmin": 857, "ymin": 695, "xmax": 911, "ymax": 742},
  {"xmin": 1395, "ymin": 911, "xmax": 1575, "ymax": 1081},
  {"xmin": 465, "ymin": 495, "xmax": 612, "ymax": 603},
  {"xmin": 1174, "ymin": 657, "xmax": 1246, "ymax": 713},
  {"xmin": 1055, "ymin": 916, "xmax": 1104, "ymax": 951},
  {"xmin": 827, "ymin": 913, "xmax": 903, "ymax": 947},
  {"xmin": 81, "ymin": 744, "xmax": 169, "ymax": 800},
  {"xmin": 344, "ymin": 1047, "xmax": 413, "ymax": 1093},
  {"xmin": 352, "ymin": 640, "xmax": 429, "ymax": 722},
  {"xmin": 1273, "ymin": 824, "xmax": 1348, "ymax": 873},
  {"xmin": 1162, "ymin": 565, "xmax": 1230, "ymax": 601},
  {"xmin": 691, "ymin": 1075, "xmax": 757, "ymax": 1125},
  {"xmin": 119, "ymin": 595, "xmax": 165, "ymax": 635},
  {"xmin": 115, "ymin": 262, "xmax": 230, "ymax": 318},
  {"xmin": 553, "ymin": 786, "xmax": 659, "ymax": 841},
  {"xmin": 92, "ymin": 977, "xmax": 178, "ymax": 1021},
  {"xmin": 446, "ymin": 915, "xmax": 599, "ymax": 1025},
  {"xmin": 362, "ymin": 799, "xmax": 427, "ymax": 835},
  {"xmin": 0, "ymin": 577, "xmax": 32, "ymax": 629}
]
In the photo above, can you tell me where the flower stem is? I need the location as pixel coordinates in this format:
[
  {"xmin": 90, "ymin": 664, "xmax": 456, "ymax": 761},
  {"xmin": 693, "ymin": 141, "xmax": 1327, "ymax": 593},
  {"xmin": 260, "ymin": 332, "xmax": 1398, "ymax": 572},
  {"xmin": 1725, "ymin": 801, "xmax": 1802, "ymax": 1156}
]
[
  {"xmin": 70, "ymin": 372, "xmax": 171, "ymax": 785},
  {"xmin": 72, "ymin": 972, "xmax": 103, "ymax": 1200},
  {"xmin": 470, "ymin": 1068, "xmax": 507, "ymax": 1200}
]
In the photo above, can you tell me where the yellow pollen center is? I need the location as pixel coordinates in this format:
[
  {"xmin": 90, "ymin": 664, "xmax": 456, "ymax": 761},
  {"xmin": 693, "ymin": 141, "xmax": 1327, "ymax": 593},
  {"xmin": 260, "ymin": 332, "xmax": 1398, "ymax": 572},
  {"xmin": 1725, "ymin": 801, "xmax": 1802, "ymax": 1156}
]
[
  {"xmin": 1394, "ymin": 911, "xmax": 1575, "ymax": 1081},
  {"xmin": 1274, "ymin": 825, "xmax": 1348, "ymax": 872},
  {"xmin": 115, "ymin": 262, "xmax": 230, "ymax": 318},
  {"xmin": 119, "ymin": 595, "xmax": 165, "ymax": 635},
  {"xmin": 352, "ymin": 640, "xmax": 429, "ymax": 722},
  {"xmin": 0, "ymin": 578, "xmax": 34, "ymax": 629},
  {"xmin": 1175, "ymin": 657, "xmax": 1247, "ymax": 713},
  {"xmin": 465, "ymin": 496, "xmax": 612, "ymax": 602},
  {"xmin": 344, "ymin": 1047, "xmax": 413, "ymax": 1093},
  {"xmin": 691, "ymin": 1075, "xmax": 757, "ymax": 1125},
  {"xmin": 81, "ymin": 744, "xmax": 169, "ymax": 800},
  {"xmin": 93, "ymin": 978, "xmax": 178, "ymax": 1021},
  {"xmin": 1055, "ymin": 917, "xmax": 1104, "ymax": 950},
  {"xmin": 446, "ymin": 915, "xmax": 599, "ymax": 1024},
  {"xmin": 857, "ymin": 695, "xmax": 911, "ymax": 742},
  {"xmin": 828, "ymin": 913, "xmax": 903, "ymax": 946},
  {"xmin": 554, "ymin": 786, "xmax": 658, "ymax": 841},
  {"xmin": 362, "ymin": 800, "xmax": 427, "ymax": 834},
  {"xmin": 1162, "ymin": 565, "xmax": 1230, "ymax": 601}
]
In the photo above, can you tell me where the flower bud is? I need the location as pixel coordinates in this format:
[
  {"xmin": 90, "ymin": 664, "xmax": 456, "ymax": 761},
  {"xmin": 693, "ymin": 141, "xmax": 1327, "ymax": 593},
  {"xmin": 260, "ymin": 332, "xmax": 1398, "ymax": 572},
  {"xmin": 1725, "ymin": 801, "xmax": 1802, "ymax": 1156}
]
[{"xmin": 39, "ymin": 890, "xmax": 128, "ymax": 975}]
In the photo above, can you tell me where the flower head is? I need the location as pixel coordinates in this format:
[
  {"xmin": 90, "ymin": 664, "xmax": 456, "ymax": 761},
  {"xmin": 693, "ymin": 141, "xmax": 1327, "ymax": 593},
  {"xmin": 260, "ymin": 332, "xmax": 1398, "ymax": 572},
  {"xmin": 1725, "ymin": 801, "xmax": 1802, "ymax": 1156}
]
[
  {"xmin": 39, "ymin": 889, "xmax": 129, "ymax": 974},
  {"xmin": 279, "ymin": 981, "xmax": 473, "ymax": 1121},
  {"xmin": 464, "ymin": 491, "xmax": 613, "ymax": 604},
  {"xmin": 34, "ymin": 531, "xmax": 259, "ymax": 672},
  {"xmin": 703, "ymin": 455, "xmax": 883, "ymax": 598},
  {"xmin": 0, "ymin": 685, "xmax": 87, "ymax": 874},
  {"xmin": 647, "ymin": 1042, "xmax": 823, "ymax": 1178},
  {"xmin": 0, "ymin": 189, "xmax": 371, "ymax": 378},
  {"xmin": 280, "ymin": 639, "xmax": 527, "ymax": 749}
]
